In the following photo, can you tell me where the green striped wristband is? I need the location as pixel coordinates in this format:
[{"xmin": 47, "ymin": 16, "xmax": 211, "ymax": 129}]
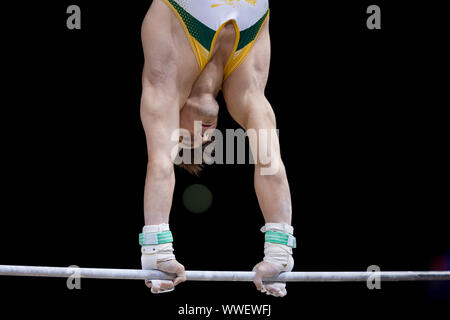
[
  {"xmin": 139, "ymin": 231, "xmax": 173, "ymax": 246},
  {"xmin": 265, "ymin": 230, "xmax": 296, "ymax": 248}
]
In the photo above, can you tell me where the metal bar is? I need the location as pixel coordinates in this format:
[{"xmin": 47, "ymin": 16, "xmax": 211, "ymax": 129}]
[{"xmin": 1, "ymin": 265, "xmax": 450, "ymax": 282}]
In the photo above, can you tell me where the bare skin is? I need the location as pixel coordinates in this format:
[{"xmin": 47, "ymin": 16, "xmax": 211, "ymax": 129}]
[
  {"xmin": 140, "ymin": 0, "xmax": 197, "ymax": 291},
  {"xmin": 222, "ymin": 20, "xmax": 293, "ymax": 296},
  {"xmin": 179, "ymin": 22, "xmax": 236, "ymax": 147},
  {"xmin": 140, "ymin": 0, "xmax": 292, "ymax": 295}
]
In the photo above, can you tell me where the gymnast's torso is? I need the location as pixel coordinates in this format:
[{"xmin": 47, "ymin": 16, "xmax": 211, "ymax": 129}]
[{"xmin": 162, "ymin": 0, "xmax": 270, "ymax": 78}]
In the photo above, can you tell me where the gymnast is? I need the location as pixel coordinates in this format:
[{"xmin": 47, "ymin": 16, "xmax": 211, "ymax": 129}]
[{"xmin": 139, "ymin": 0, "xmax": 295, "ymax": 297}]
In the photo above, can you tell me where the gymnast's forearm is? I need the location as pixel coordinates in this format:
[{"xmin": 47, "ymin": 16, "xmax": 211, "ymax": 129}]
[
  {"xmin": 143, "ymin": 159, "xmax": 175, "ymax": 225},
  {"xmin": 254, "ymin": 160, "xmax": 292, "ymax": 225},
  {"xmin": 244, "ymin": 101, "xmax": 292, "ymax": 225},
  {"xmin": 140, "ymin": 87, "xmax": 180, "ymax": 226}
]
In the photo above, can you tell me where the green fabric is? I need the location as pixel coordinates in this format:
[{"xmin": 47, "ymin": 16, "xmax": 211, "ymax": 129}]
[
  {"xmin": 237, "ymin": 10, "xmax": 269, "ymax": 51},
  {"xmin": 167, "ymin": 0, "xmax": 268, "ymax": 52},
  {"xmin": 167, "ymin": 0, "xmax": 215, "ymax": 50},
  {"xmin": 139, "ymin": 231, "xmax": 173, "ymax": 245},
  {"xmin": 265, "ymin": 230, "xmax": 297, "ymax": 248}
]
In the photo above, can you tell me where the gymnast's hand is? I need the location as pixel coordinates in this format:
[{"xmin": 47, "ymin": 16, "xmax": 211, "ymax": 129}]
[
  {"xmin": 252, "ymin": 260, "xmax": 289, "ymax": 297},
  {"xmin": 252, "ymin": 240, "xmax": 294, "ymax": 297},
  {"xmin": 143, "ymin": 259, "xmax": 186, "ymax": 294},
  {"xmin": 140, "ymin": 238, "xmax": 185, "ymax": 294}
]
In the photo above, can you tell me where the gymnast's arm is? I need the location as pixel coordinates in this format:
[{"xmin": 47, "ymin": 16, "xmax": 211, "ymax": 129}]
[
  {"xmin": 222, "ymin": 19, "xmax": 295, "ymax": 297},
  {"xmin": 138, "ymin": 0, "xmax": 202, "ymax": 293}
]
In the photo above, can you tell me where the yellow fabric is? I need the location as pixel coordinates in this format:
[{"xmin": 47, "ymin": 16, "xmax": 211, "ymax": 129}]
[
  {"xmin": 162, "ymin": 0, "xmax": 205, "ymax": 72},
  {"xmin": 192, "ymin": 38, "xmax": 210, "ymax": 72},
  {"xmin": 162, "ymin": 0, "xmax": 269, "ymax": 81},
  {"xmin": 223, "ymin": 12, "xmax": 269, "ymax": 80}
]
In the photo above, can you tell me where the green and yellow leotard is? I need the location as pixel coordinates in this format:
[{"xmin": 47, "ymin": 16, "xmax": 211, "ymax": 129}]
[{"xmin": 162, "ymin": 0, "xmax": 269, "ymax": 80}]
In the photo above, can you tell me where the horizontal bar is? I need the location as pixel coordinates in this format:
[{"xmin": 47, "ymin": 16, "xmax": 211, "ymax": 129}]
[{"xmin": 1, "ymin": 265, "xmax": 450, "ymax": 282}]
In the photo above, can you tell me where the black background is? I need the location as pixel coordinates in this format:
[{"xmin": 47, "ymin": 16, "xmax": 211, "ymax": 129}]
[{"xmin": 1, "ymin": 0, "xmax": 448, "ymax": 318}]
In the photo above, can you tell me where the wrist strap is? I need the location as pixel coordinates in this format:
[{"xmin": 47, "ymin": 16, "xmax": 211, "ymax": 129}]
[
  {"xmin": 139, "ymin": 231, "xmax": 173, "ymax": 246},
  {"xmin": 265, "ymin": 230, "xmax": 296, "ymax": 248}
]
